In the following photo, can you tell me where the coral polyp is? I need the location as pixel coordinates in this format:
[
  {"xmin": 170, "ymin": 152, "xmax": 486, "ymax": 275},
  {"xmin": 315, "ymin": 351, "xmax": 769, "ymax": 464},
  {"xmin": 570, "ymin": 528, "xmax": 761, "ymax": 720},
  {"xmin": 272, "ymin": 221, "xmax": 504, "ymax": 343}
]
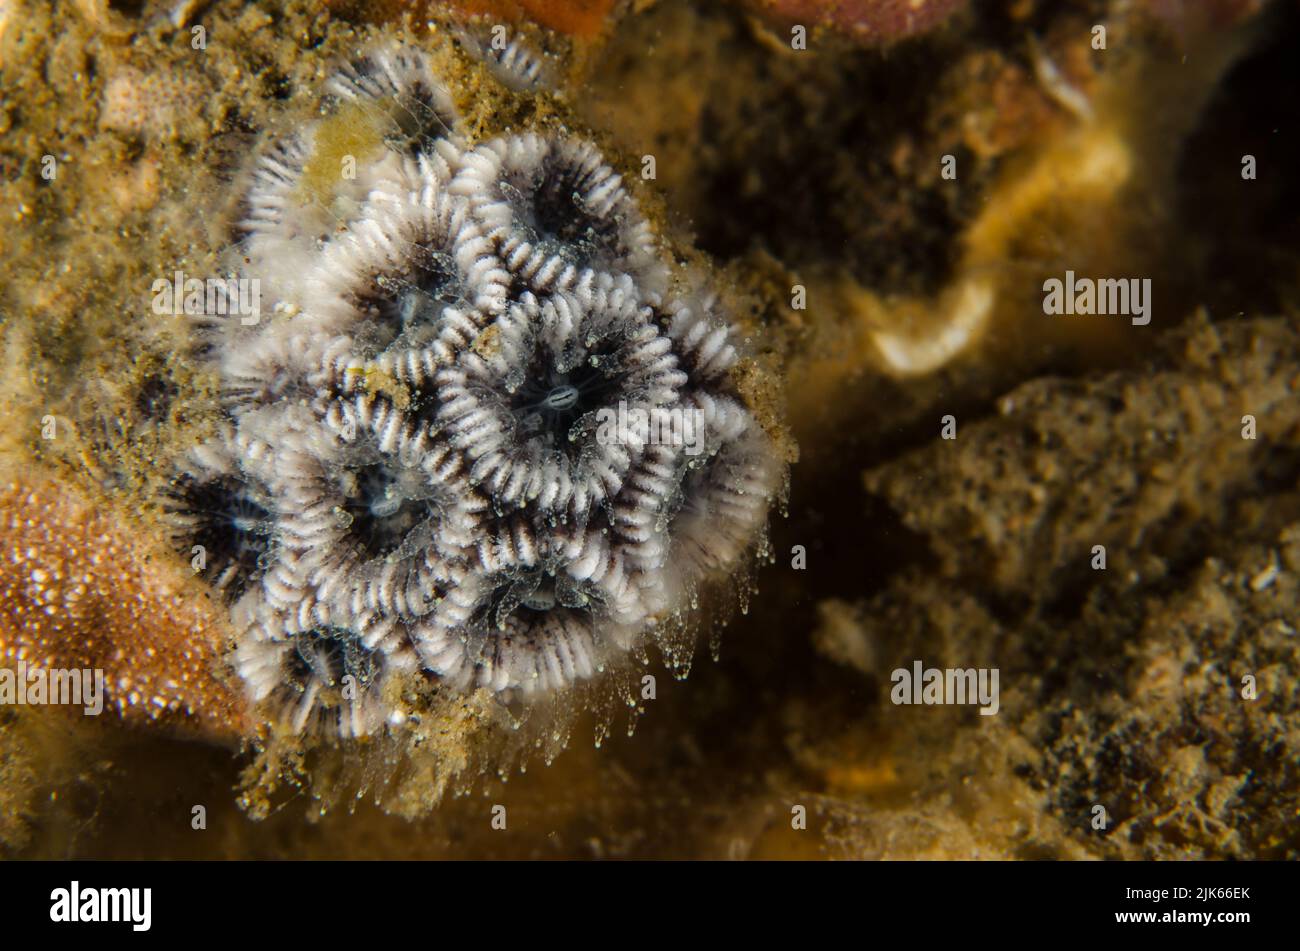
[
  {"xmin": 234, "ymin": 599, "xmax": 411, "ymax": 739},
  {"xmin": 433, "ymin": 278, "xmax": 681, "ymax": 516},
  {"xmin": 419, "ymin": 563, "xmax": 617, "ymax": 695},
  {"xmin": 162, "ymin": 436, "xmax": 274, "ymax": 602},
  {"xmin": 324, "ymin": 44, "xmax": 465, "ymax": 157},
  {"xmin": 309, "ymin": 167, "xmax": 509, "ymax": 354},
  {"xmin": 452, "ymin": 134, "xmax": 668, "ymax": 296},
  {"xmin": 167, "ymin": 36, "xmax": 784, "ymax": 739}
]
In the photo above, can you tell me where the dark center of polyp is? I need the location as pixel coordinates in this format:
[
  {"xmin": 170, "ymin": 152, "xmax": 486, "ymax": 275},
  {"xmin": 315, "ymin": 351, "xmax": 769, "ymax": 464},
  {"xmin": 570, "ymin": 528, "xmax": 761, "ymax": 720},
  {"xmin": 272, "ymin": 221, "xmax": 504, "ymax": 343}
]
[
  {"xmin": 289, "ymin": 627, "xmax": 375, "ymax": 690},
  {"xmin": 345, "ymin": 464, "xmax": 431, "ymax": 559},
  {"xmin": 190, "ymin": 477, "xmax": 270, "ymax": 578},
  {"xmin": 482, "ymin": 569, "xmax": 595, "ymax": 632},
  {"xmin": 511, "ymin": 353, "xmax": 616, "ymax": 449},
  {"xmin": 519, "ymin": 163, "xmax": 613, "ymax": 258},
  {"xmin": 381, "ymin": 86, "xmax": 455, "ymax": 155},
  {"xmin": 368, "ymin": 244, "xmax": 461, "ymax": 341}
]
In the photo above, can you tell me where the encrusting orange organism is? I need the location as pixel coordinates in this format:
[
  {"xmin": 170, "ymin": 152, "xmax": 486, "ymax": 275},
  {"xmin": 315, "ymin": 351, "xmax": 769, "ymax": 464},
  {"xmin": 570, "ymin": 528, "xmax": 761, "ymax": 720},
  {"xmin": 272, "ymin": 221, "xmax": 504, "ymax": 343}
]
[{"xmin": 0, "ymin": 473, "xmax": 247, "ymax": 741}]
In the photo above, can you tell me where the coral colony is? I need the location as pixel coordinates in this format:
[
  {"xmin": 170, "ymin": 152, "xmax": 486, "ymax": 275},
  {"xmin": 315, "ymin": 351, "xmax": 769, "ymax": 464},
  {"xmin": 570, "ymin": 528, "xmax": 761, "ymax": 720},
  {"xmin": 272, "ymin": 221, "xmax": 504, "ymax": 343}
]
[{"xmin": 163, "ymin": 42, "xmax": 783, "ymax": 739}]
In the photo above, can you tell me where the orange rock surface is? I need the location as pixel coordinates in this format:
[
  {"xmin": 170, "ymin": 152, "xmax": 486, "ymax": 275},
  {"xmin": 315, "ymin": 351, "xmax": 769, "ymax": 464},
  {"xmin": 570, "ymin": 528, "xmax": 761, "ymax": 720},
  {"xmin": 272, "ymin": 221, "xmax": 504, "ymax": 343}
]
[{"xmin": 0, "ymin": 475, "xmax": 247, "ymax": 741}]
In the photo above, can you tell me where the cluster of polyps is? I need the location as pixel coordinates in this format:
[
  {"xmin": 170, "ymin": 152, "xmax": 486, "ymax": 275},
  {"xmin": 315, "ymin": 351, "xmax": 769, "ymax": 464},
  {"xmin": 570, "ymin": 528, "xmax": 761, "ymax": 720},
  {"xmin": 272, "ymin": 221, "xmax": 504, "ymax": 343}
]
[{"xmin": 164, "ymin": 39, "xmax": 782, "ymax": 739}]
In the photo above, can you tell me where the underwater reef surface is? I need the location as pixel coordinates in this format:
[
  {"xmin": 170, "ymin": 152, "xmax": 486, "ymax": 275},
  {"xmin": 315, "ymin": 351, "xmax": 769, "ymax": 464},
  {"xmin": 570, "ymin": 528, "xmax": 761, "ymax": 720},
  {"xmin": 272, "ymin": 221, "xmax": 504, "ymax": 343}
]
[{"xmin": 1, "ymin": 0, "xmax": 1298, "ymax": 858}]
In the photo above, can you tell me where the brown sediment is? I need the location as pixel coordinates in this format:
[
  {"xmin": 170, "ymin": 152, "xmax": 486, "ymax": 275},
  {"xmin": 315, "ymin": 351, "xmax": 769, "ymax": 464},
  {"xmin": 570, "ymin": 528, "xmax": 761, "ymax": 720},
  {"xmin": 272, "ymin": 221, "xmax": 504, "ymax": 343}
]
[
  {"xmin": 863, "ymin": 313, "xmax": 1300, "ymax": 595},
  {"xmin": 826, "ymin": 487, "xmax": 1300, "ymax": 859},
  {"xmin": 837, "ymin": 312, "xmax": 1300, "ymax": 859}
]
